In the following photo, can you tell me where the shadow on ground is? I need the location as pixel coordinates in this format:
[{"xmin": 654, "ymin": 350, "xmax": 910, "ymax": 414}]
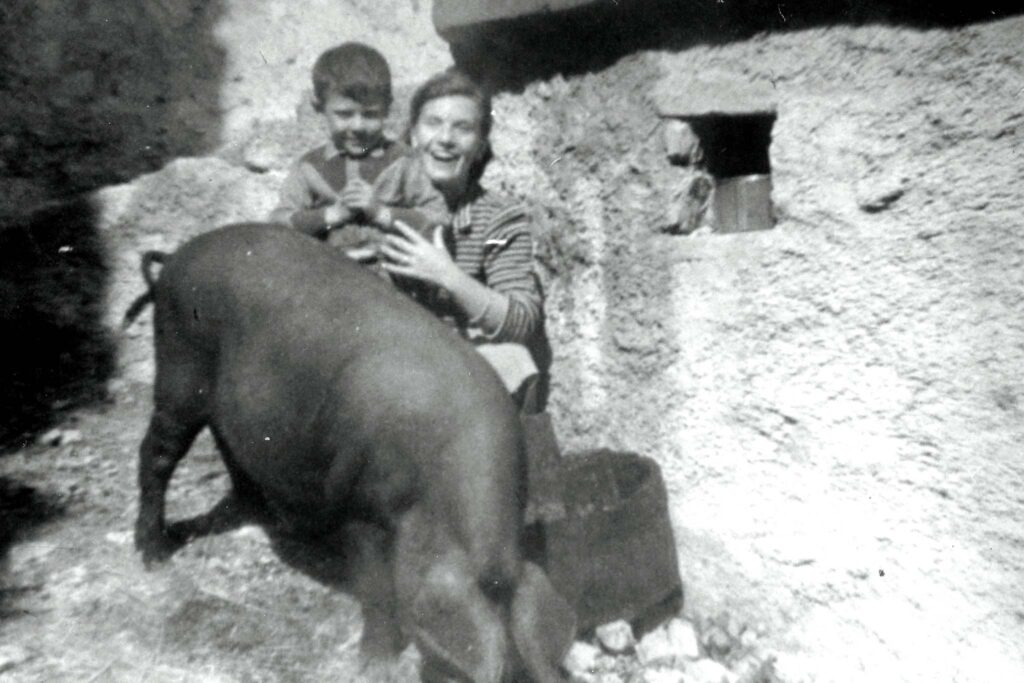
[
  {"xmin": 0, "ymin": 476, "xmax": 66, "ymax": 619},
  {"xmin": 156, "ymin": 491, "xmax": 401, "ymax": 655},
  {"xmin": 0, "ymin": 0, "xmax": 229, "ymax": 451}
]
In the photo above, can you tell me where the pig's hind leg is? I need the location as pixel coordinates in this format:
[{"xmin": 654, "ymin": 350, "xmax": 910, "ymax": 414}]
[
  {"xmin": 347, "ymin": 522, "xmax": 409, "ymax": 665},
  {"xmin": 134, "ymin": 354, "xmax": 211, "ymax": 567}
]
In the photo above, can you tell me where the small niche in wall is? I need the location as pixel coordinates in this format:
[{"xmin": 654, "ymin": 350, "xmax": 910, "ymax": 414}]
[
  {"xmin": 693, "ymin": 113, "xmax": 776, "ymax": 233},
  {"xmin": 655, "ymin": 79, "xmax": 777, "ymax": 234}
]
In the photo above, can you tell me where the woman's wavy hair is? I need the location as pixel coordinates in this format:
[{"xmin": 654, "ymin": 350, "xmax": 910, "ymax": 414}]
[{"xmin": 405, "ymin": 69, "xmax": 494, "ymax": 184}]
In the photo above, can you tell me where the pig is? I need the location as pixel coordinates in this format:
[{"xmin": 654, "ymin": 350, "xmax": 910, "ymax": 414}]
[{"xmin": 126, "ymin": 223, "xmax": 575, "ymax": 682}]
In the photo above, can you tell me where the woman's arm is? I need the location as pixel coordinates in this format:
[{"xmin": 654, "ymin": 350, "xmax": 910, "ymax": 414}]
[{"xmin": 380, "ymin": 211, "xmax": 542, "ymax": 344}]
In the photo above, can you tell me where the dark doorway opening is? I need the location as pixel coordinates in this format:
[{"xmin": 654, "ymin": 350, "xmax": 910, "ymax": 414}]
[{"xmin": 690, "ymin": 113, "xmax": 776, "ymax": 179}]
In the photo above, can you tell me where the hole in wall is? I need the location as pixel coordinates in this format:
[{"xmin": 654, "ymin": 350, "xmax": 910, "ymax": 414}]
[
  {"xmin": 689, "ymin": 114, "xmax": 775, "ymax": 178},
  {"xmin": 690, "ymin": 113, "xmax": 776, "ymax": 233}
]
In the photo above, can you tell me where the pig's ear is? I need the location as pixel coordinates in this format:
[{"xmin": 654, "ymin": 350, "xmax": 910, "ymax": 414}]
[
  {"xmin": 408, "ymin": 557, "xmax": 508, "ymax": 683},
  {"xmin": 511, "ymin": 561, "xmax": 577, "ymax": 681},
  {"xmin": 309, "ymin": 89, "xmax": 323, "ymax": 113}
]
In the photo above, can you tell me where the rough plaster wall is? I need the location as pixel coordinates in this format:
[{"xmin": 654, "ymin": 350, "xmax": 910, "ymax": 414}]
[
  {"xmin": 94, "ymin": 0, "xmax": 451, "ymax": 382},
  {"xmin": 481, "ymin": 16, "xmax": 1023, "ymax": 683},
  {"xmin": 212, "ymin": 0, "xmax": 451, "ymax": 138}
]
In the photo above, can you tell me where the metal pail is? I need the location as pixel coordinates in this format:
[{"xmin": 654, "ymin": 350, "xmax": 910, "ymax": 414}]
[{"xmin": 712, "ymin": 174, "xmax": 774, "ymax": 233}]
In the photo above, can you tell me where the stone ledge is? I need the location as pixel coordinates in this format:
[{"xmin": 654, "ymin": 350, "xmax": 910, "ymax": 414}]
[
  {"xmin": 654, "ymin": 78, "xmax": 777, "ymax": 117},
  {"xmin": 433, "ymin": 0, "xmax": 600, "ymax": 38}
]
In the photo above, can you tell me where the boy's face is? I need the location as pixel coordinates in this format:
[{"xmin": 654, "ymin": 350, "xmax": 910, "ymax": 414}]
[{"xmin": 320, "ymin": 94, "xmax": 386, "ymax": 158}]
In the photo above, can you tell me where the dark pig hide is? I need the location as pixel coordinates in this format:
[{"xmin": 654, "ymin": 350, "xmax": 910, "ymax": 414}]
[{"xmin": 127, "ymin": 223, "xmax": 575, "ymax": 683}]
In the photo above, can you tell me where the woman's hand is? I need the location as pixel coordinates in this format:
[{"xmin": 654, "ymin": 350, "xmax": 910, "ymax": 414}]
[
  {"xmin": 381, "ymin": 220, "xmax": 460, "ymax": 288},
  {"xmin": 383, "ymin": 220, "xmax": 512, "ymax": 336}
]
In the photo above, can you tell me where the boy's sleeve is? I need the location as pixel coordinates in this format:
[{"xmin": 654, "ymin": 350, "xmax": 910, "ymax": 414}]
[
  {"xmin": 372, "ymin": 155, "xmax": 448, "ymax": 238},
  {"xmin": 269, "ymin": 161, "xmax": 332, "ymax": 236},
  {"xmin": 371, "ymin": 155, "xmax": 410, "ymax": 207}
]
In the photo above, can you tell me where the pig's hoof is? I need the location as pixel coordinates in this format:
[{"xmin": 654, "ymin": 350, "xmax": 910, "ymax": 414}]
[
  {"xmin": 135, "ymin": 528, "xmax": 185, "ymax": 568},
  {"xmin": 357, "ymin": 653, "xmax": 398, "ymax": 682},
  {"xmin": 359, "ymin": 619, "xmax": 407, "ymax": 661}
]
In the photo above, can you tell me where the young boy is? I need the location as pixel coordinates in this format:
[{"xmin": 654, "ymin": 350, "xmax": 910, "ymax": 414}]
[{"xmin": 269, "ymin": 42, "xmax": 407, "ymax": 260}]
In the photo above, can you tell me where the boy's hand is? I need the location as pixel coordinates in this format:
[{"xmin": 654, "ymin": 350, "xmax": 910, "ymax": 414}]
[
  {"xmin": 341, "ymin": 178, "xmax": 380, "ymax": 221},
  {"xmin": 324, "ymin": 201, "xmax": 353, "ymax": 227}
]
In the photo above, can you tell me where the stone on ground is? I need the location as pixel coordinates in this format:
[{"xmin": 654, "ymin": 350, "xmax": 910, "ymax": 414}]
[
  {"xmin": 596, "ymin": 619, "xmax": 636, "ymax": 654},
  {"xmin": 564, "ymin": 641, "xmax": 602, "ymax": 676}
]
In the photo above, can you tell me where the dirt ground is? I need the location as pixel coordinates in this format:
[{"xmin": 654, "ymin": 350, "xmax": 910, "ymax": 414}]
[{"xmin": 0, "ymin": 377, "xmax": 433, "ymax": 682}]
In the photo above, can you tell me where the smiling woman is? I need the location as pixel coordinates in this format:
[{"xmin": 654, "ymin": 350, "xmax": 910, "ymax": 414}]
[{"xmin": 371, "ymin": 69, "xmax": 549, "ymax": 411}]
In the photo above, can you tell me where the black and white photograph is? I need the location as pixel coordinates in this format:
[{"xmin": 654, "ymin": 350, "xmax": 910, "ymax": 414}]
[{"xmin": 1, "ymin": 1, "xmax": 1022, "ymax": 681}]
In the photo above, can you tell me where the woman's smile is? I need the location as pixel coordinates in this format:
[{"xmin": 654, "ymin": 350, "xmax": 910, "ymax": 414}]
[{"xmin": 411, "ymin": 94, "xmax": 484, "ymax": 194}]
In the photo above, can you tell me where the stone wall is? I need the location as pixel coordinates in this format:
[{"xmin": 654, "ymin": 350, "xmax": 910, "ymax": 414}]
[{"xmin": 474, "ymin": 13, "xmax": 1024, "ymax": 683}]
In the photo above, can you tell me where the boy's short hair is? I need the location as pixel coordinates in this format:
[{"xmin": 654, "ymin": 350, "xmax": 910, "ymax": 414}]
[{"xmin": 311, "ymin": 42, "xmax": 392, "ymax": 111}]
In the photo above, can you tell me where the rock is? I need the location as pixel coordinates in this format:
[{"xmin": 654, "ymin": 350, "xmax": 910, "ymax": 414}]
[
  {"xmin": 105, "ymin": 530, "xmax": 132, "ymax": 545},
  {"xmin": 739, "ymin": 629, "xmax": 758, "ymax": 650},
  {"xmin": 593, "ymin": 653, "xmax": 620, "ymax": 673},
  {"xmin": 242, "ymin": 138, "xmax": 288, "ymax": 173},
  {"xmin": 701, "ymin": 624, "xmax": 733, "ymax": 659},
  {"xmin": 639, "ymin": 668, "xmax": 685, "ymax": 683},
  {"xmin": 106, "ymin": 378, "xmax": 128, "ymax": 395},
  {"xmin": 638, "ymin": 618, "xmax": 698, "ymax": 666},
  {"xmin": 719, "ymin": 612, "xmax": 742, "ymax": 641},
  {"xmin": 37, "ymin": 428, "xmax": 63, "ymax": 446},
  {"xmin": 663, "ymin": 172, "xmax": 714, "ymax": 235},
  {"xmin": 564, "ymin": 641, "xmax": 602, "ymax": 676},
  {"xmin": 231, "ymin": 525, "xmax": 266, "ymax": 542},
  {"xmin": 662, "ymin": 119, "xmax": 702, "ymax": 166},
  {"xmin": 733, "ymin": 654, "xmax": 777, "ymax": 683},
  {"xmin": 37, "ymin": 428, "xmax": 82, "ymax": 447},
  {"xmin": 637, "ymin": 625, "xmax": 673, "ymax": 666},
  {"xmin": 686, "ymin": 658, "xmax": 738, "ymax": 683},
  {"xmin": 0, "ymin": 644, "xmax": 33, "ymax": 673},
  {"xmin": 855, "ymin": 172, "xmax": 908, "ymax": 212},
  {"xmin": 637, "ymin": 618, "xmax": 701, "ymax": 665},
  {"xmin": 596, "ymin": 620, "xmax": 636, "ymax": 654},
  {"xmin": 667, "ymin": 618, "xmax": 701, "ymax": 660}
]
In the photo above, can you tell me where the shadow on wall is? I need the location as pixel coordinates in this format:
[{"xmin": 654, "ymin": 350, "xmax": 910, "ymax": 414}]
[
  {"xmin": 0, "ymin": 0, "xmax": 228, "ymax": 449},
  {"xmin": 444, "ymin": 0, "xmax": 1023, "ymax": 90}
]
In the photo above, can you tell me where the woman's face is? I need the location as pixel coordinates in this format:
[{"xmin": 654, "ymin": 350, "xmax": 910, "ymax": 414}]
[{"xmin": 410, "ymin": 95, "xmax": 485, "ymax": 195}]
